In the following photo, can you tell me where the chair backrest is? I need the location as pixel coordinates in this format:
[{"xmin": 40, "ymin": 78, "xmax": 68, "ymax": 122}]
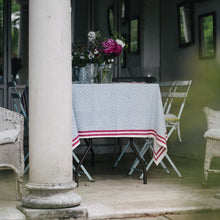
[
  {"xmin": 203, "ymin": 107, "xmax": 220, "ymax": 130},
  {"xmin": 7, "ymin": 81, "xmax": 28, "ymax": 128},
  {"xmin": 159, "ymin": 80, "xmax": 192, "ymax": 119},
  {"xmin": 158, "ymin": 81, "xmax": 176, "ymax": 114}
]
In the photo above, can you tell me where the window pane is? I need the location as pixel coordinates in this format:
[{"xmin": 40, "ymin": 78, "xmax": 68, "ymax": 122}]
[
  {"xmin": 202, "ymin": 15, "xmax": 214, "ymax": 57},
  {"xmin": 11, "ymin": 0, "xmax": 21, "ymax": 82},
  {"xmin": 130, "ymin": 19, "xmax": 138, "ymax": 52},
  {"xmin": 0, "ymin": 0, "xmax": 3, "ymax": 84}
]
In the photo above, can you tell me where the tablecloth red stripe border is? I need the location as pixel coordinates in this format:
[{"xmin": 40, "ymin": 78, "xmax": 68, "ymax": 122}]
[{"xmin": 72, "ymin": 129, "xmax": 167, "ymax": 150}]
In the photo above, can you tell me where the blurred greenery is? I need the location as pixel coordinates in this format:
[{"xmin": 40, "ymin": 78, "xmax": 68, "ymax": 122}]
[
  {"xmin": 130, "ymin": 19, "xmax": 138, "ymax": 52},
  {"xmin": 202, "ymin": 15, "xmax": 214, "ymax": 57},
  {"xmin": 0, "ymin": 0, "xmax": 20, "ymax": 80},
  {"xmin": 168, "ymin": 61, "xmax": 220, "ymax": 160},
  {"xmin": 0, "ymin": 0, "xmax": 20, "ymax": 57}
]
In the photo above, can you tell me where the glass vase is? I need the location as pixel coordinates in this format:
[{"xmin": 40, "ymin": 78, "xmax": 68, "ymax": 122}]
[
  {"xmin": 100, "ymin": 64, "xmax": 113, "ymax": 83},
  {"xmin": 78, "ymin": 67, "xmax": 87, "ymax": 83},
  {"xmin": 85, "ymin": 63, "xmax": 99, "ymax": 83}
]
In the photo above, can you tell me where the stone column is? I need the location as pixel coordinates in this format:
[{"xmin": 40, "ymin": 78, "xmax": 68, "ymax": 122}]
[{"xmin": 18, "ymin": 0, "xmax": 87, "ymax": 219}]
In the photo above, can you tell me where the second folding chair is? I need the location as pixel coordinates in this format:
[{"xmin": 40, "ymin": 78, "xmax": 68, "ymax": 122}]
[{"xmin": 128, "ymin": 80, "xmax": 192, "ymax": 178}]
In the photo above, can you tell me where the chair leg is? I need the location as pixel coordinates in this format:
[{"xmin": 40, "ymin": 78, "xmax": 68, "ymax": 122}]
[
  {"xmin": 128, "ymin": 140, "xmax": 150, "ymax": 176},
  {"xmin": 24, "ymin": 164, "xmax": 29, "ymax": 174},
  {"xmin": 130, "ymin": 140, "xmax": 170, "ymax": 177},
  {"xmin": 165, "ymin": 154, "xmax": 182, "ymax": 178},
  {"xmin": 177, "ymin": 122, "xmax": 182, "ymax": 142},
  {"xmin": 167, "ymin": 125, "xmax": 177, "ymax": 140},
  {"xmin": 113, "ymin": 140, "xmax": 130, "ymax": 167},
  {"xmin": 15, "ymin": 176, "xmax": 23, "ymax": 201},
  {"xmin": 24, "ymin": 152, "xmax": 29, "ymax": 174},
  {"xmin": 139, "ymin": 157, "xmax": 170, "ymax": 179},
  {"xmin": 72, "ymin": 152, "xmax": 94, "ymax": 182},
  {"xmin": 202, "ymin": 153, "xmax": 212, "ymax": 188},
  {"xmin": 139, "ymin": 153, "xmax": 182, "ymax": 179}
]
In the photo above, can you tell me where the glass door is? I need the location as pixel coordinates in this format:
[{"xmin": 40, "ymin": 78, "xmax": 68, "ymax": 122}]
[{"xmin": 0, "ymin": 0, "xmax": 26, "ymax": 108}]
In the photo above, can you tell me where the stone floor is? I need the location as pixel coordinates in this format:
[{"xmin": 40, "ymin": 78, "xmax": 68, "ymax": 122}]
[{"xmin": 1, "ymin": 153, "xmax": 220, "ymax": 219}]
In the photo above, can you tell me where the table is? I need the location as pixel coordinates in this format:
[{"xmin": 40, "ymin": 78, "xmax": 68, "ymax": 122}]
[{"xmin": 72, "ymin": 83, "xmax": 167, "ymax": 184}]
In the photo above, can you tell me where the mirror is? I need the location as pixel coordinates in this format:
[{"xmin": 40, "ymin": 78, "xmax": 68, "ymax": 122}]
[
  {"xmin": 107, "ymin": 6, "xmax": 114, "ymax": 35},
  {"xmin": 129, "ymin": 17, "xmax": 139, "ymax": 53},
  {"xmin": 198, "ymin": 12, "xmax": 216, "ymax": 59},
  {"xmin": 121, "ymin": 34, "xmax": 127, "ymax": 68},
  {"xmin": 121, "ymin": 0, "xmax": 128, "ymax": 22},
  {"xmin": 177, "ymin": 1, "xmax": 194, "ymax": 47}
]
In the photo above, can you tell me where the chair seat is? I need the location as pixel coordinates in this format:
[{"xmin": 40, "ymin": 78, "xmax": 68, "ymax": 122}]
[
  {"xmin": 204, "ymin": 129, "xmax": 220, "ymax": 140},
  {"xmin": 165, "ymin": 113, "xmax": 179, "ymax": 122},
  {"xmin": 0, "ymin": 107, "xmax": 24, "ymax": 200},
  {"xmin": 0, "ymin": 128, "xmax": 20, "ymax": 145}
]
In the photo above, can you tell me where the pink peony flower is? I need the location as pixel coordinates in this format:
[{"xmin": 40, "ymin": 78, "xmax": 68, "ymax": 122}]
[
  {"xmin": 102, "ymin": 39, "xmax": 123, "ymax": 56},
  {"xmin": 115, "ymin": 43, "xmax": 123, "ymax": 56}
]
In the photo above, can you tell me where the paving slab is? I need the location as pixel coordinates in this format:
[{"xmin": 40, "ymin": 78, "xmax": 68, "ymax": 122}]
[{"xmin": 0, "ymin": 155, "xmax": 220, "ymax": 220}]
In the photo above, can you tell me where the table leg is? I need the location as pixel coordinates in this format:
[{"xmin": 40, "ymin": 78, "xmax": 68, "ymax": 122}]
[
  {"xmin": 75, "ymin": 139, "xmax": 92, "ymax": 186},
  {"xmin": 129, "ymin": 138, "xmax": 147, "ymax": 184},
  {"xmin": 84, "ymin": 139, "xmax": 95, "ymax": 167}
]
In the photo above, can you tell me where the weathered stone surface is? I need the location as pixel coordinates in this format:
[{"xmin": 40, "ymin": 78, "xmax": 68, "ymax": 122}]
[
  {"xmin": 17, "ymin": 205, "xmax": 88, "ymax": 220},
  {"xmin": 21, "ymin": 182, "xmax": 81, "ymax": 209},
  {"xmin": 216, "ymin": 193, "xmax": 220, "ymax": 199}
]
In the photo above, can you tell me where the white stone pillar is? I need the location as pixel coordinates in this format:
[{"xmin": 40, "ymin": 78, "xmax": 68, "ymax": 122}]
[{"xmin": 20, "ymin": 0, "xmax": 84, "ymax": 214}]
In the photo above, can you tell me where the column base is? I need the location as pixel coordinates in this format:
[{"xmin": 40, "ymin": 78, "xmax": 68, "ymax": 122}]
[
  {"xmin": 22, "ymin": 182, "xmax": 82, "ymax": 209},
  {"xmin": 17, "ymin": 204, "xmax": 88, "ymax": 220}
]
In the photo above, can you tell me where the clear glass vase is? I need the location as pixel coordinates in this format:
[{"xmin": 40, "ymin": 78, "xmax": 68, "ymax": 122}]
[
  {"xmin": 77, "ymin": 63, "xmax": 98, "ymax": 83},
  {"xmin": 78, "ymin": 67, "xmax": 87, "ymax": 83},
  {"xmin": 85, "ymin": 63, "xmax": 98, "ymax": 83},
  {"xmin": 100, "ymin": 64, "xmax": 113, "ymax": 83}
]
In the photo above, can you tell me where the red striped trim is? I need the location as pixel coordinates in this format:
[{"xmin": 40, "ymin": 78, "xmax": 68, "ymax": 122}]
[
  {"xmin": 79, "ymin": 129, "xmax": 155, "ymax": 133},
  {"xmin": 72, "ymin": 136, "xmax": 79, "ymax": 142},
  {"xmin": 78, "ymin": 129, "xmax": 166, "ymax": 144},
  {"xmin": 153, "ymin": 146, "xmax": 164, "ymax": 156},
  {"xmin": 154, "ymin": 147, "xmax": 166, "ymax": 161}
]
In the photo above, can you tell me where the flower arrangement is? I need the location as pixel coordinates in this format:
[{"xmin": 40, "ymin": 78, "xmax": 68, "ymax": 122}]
[{"xmin": 72, "ymin": 30, "xmax": 127, "ymax": 68}]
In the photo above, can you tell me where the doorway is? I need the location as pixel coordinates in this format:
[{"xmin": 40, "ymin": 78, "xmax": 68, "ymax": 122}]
[{"xmin": 0, "ymin": 0, "xmax": 27, "ymax": 109}]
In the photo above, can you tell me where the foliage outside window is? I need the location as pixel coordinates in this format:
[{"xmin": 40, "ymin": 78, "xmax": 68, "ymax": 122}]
[
  {"xmin": 199, "ymin": 12, "xmax": 216, "ymax": 59},
  {"xmin": 11, "ymin": 0, "xmax": 20, "ymax": 57},
  {"xmin": 0, "ymin": 0, "xmax": 20, "ymax": 83}
]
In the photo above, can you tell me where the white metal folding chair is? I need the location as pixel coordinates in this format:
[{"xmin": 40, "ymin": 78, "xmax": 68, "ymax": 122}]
[
  {"xmin": 113, "ymin": 81, "xmax": 175, "ymax": 173},
  {"xmin": 127, "ymin": 81, "xmax": 176, "ymax": 176},
  {"xmin": 8, "ymin": 81, "xmax": 28, "ymax": 127},
  {"xmin": 8, "ymin": 82, "xmax": 94, "ymax": 182},
  {"xmin": 164, "ymin": 80, "xmax": 192, "ymax": 142},
  {"xmin": 129, "ymin": 80, "xmax": 192, "ymax": 178}
]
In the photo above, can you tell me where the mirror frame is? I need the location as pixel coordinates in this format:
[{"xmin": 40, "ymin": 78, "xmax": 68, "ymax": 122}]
[
  {"xmin": 177, "ymin": 0, "xmax": 194, "ymax": 48},
  {"xmin": 198, "ymin": 12, "xmax": 216, "ymax": 59}
]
